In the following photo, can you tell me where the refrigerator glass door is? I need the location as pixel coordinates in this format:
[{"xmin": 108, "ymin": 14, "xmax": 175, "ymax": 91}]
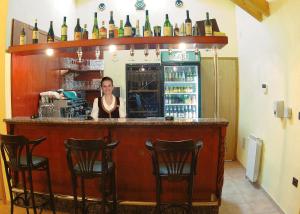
[{"xmin": 164, "ymin": 65, "xmax": 199, "ymax": 118}]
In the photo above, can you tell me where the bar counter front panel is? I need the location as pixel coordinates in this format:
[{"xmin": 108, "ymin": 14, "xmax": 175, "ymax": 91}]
[{"xmin": 5, "ymin": 117, "xmax": 228, "ymax": 204}]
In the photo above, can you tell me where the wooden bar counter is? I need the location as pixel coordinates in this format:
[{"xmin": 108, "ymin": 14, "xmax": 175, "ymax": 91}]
[{"xmin": 4, "ymin": 117, "xmax": 228, "ymax": 206}]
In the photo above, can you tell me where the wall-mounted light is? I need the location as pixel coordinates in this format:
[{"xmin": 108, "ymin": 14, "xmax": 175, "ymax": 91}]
[
  {"xmin": 45, "ymin": 48, "xmax": 54, "ymax": 56},
  {"xmin": 109, "ymin": 45, "xmax": 117, "ymax": 52}
]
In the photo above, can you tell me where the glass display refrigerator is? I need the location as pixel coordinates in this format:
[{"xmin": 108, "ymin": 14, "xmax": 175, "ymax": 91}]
[
  {"xmin": 126, "ymin": 63, "xmax": 162, "ymax": 118},
  {"xmin": 161, "ymin": 51, "xmax": 201, "ymax": 118}
]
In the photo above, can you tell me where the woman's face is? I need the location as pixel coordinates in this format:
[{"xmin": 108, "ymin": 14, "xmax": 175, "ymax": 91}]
[{"xmin": 101, "ymin": 80, "xmax": 114, "ymax": 96}]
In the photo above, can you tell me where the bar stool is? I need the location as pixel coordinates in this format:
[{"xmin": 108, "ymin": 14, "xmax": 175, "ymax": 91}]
[
  {"xmin": 145, "ymin": 139, "xmax": 203, "ymax": 214},
  {"xmin": 64, "ymin": 138, "xmax": 119, "ymax": 214},
  {"xmin": 0, "ymin": 134, "xmax": 56, "ymax": 214}
]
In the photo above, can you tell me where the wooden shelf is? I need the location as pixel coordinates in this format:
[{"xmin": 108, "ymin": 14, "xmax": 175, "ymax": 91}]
[{"xmin": 7, "ymin": 36, "xmax": 228, "ymax": 55}]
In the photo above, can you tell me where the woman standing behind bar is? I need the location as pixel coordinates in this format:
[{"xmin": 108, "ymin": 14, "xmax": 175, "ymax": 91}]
[{"xmin": 91, "ymin": 76, "xmax": 126, "ymax": 119}]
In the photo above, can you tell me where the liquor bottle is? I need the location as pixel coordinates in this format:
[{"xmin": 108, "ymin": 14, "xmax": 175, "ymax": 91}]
[
  {"xmin": 180, "ymin": 23, "xmax": 185, "ymax": 36},
  {"xmin": 99, "ymin": 21, "xmax": 107, "ymax": 39},
  {"xmin": 163, "ymin": 14, "xmax": 172, "ymax": 36},
  {"xmin": 32, "ymin": 19, "xmax": 39, "ymax": 44},
  {"xmin": 114, "ymin": 27, "xmax": 119, "ymax": 38},
  {"xmin": 74, "ymin": 18, "xmax": 82, "ymax": 40},
  {"xmin": 193, "ymin": 23, "xmax": 199, "ymax": 36},
  {"xmin": 185, "ymin": 10, "xmax": 192, "ymax": 36},
  {"xmin": 204, "ymin": 12, "xmax": 213, "ymax": 36},
  {"xmin": 19, "ymin": 26, "xmax": 26, "ymax": 45},
  {"xmin": 118, "ymin": 20, "xmax": 124, "ymax": 38},
  {"xmin": 144, "ymin": 10, "xmax": 151, "ymax": 37},
  {"xmin": 109, "ymin": 11, "xmax": 115, "ymax": 38},
  {"xmin": 135, "ymin": 20, "xmax": 141, "ymax": 37},
  {"xmin": 174, "ymin": 23, "xmax": 179, "ymax": 36},
  {"xmin": 47, "ymin": 21, "xmax": 55, "ymax": 43},
  {"xmin": 92, "ymin": 12, "xmax": 99, "ymax": 39},
  {"xmin": 124, "ymin": 15, "xmax": 132, "ymax": 37},
  {"xmin": 82, "ymin": 24, "xmax": 88, "ymax": 39},
  {"xmin": 61, "ymin": 16, "xmax": 68, "ymax": 41}
]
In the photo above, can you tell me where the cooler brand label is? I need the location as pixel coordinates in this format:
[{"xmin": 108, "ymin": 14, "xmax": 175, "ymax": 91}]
[
  {"xmin": 32, "ymin": 31, "xmax": 39, "ymax": 39},
  {"xmin": 124, "ymin": 27, "xmax": 132, "ymax": 36},
  {"xmin": 185, "ymin": 23, "xmax": 192, "ymax": 36},
  {"xmin": 74, "ymin": 32, "xmax": 81, "ymax": 40},
  {"xmin": 163, "ymin": 27, "xmax": 172, "ymax": 36},
  {"xmin": 144, "ymin": 30, "xmax": 151, "ymax": 37}
]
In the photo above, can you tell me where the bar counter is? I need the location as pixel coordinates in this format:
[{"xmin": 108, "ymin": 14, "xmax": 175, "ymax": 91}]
[{"xmin": 4, "ymin": 117, "xmax": 228, "ymax": 206}]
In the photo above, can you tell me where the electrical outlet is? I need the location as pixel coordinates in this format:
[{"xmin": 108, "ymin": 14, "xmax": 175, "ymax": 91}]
[{"xmin": 292, "ymin": 177, "xmax": 298, "ymax": 187}]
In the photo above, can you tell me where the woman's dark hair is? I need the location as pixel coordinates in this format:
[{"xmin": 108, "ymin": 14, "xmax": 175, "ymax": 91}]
[{"xmin": 101, "ymin": 76, "xmax": 113, "ymax": 87}]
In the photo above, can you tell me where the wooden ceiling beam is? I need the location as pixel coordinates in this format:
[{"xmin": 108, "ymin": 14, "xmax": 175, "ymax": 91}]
[
  {"xmin": 231, "ymin": 0, "xmax": 263, "ymax": 22},
  {"xmin": 245, "ymin": 0, "xmax": 270, "ymax": 16}
]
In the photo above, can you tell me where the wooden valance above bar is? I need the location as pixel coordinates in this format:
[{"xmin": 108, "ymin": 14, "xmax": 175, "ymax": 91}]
[{"xmin": 7, "ymin": 36, "xmax": 228, "ymax": 55}]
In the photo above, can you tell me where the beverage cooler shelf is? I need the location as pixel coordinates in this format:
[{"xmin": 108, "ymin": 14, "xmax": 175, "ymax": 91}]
[
  {"xmin": 165, "ymin": 92, "xmax": 197, "ymax": 95},
  {"xmin": 165, "ymin": 104, "xmax": 197, "ymax": 106},
  {"xmin": 164, "ymin": 81, "xmax": 197, "ymax": 84},
  {"xmin": 129, "ymin": 89, "xmax": 159, "ymax": 93}
]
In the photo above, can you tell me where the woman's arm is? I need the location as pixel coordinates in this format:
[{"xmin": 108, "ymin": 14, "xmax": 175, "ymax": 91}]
[
  {"xmin": 91, "ymin": 98, "xmax": 99, "ymax": 119},
  {"xmin": 119, "ymin": 97, "xmax": 126, "ymax": 118}
]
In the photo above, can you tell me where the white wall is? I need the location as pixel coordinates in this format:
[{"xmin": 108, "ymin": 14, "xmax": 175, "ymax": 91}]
[
  {"xmin": 236, "ymin": 1, "xmax": 300, "ymax": 213},
  {"xmin": 6, "ymin": 0, "xmax": 77, "ymax": 47}
]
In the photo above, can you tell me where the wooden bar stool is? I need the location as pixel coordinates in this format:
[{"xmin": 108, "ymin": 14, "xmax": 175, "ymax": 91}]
[
  {"xmin": 64, "ymin": 138, "xmax": 119, "ymax": 214},
  {"xmin": 0, "ymin": 134, "xmax": 56, "ymax": 214},
  {"xmin": 145, "ymin": 139, "xmax": 203, "ymax": 214}
]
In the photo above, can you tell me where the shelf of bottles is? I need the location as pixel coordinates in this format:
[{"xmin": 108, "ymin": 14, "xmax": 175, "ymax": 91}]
[
  {"xmin": 11, "ymin": 9, "xmax": 228, "ymax": 54},
  {"xmin": 126, "ymin": 64, "xmax": 161, "ymax": 118},
  {"xmin": 164, "ymin": 65, "xmax": 199, "ymax": 119}
]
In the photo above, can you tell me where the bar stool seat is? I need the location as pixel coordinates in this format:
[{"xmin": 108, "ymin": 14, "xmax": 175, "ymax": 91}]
[
  {"xmin": 65, "ymin": 138, "xmax": 119, "ymax": 214},
  {"xmin": 73, "ymin": 161, "xmax": 114, "ymax": 175},
  {"xmin": 0, "ymin": 134, "xmax": 56, "ymax": 214},
  {"xmin": 146, "ymin": 139, "xmax": 203, "ymax": 214},
  {"xmin": 20, "ymin": 156, "xmax": 48, "ymax": 168}
]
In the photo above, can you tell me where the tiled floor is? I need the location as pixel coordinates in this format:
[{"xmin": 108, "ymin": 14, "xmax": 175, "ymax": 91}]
[
  {"xmin": 220, "ymin": 161, "xmax": 283, "ymax": 214},
  {"xmin": 0, "ymin": 161, "xmax": 283, "ymax": 214}
]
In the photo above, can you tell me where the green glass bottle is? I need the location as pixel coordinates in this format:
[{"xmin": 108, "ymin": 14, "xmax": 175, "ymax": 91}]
[
  {"xmin": 92, "ymin": 12, "xmax": 99, "ymax": 39},
  {"xmin": 144, "ymin": 10, "xmax": 151, "ymax": 37},
  {"xmin": 185, "ymin": 10, "xmax": 192, "ymax": 36},
  {"xmin": 204, "ymin": 12, "xmax": 213, "ymax": 36},
  {"xmin": 32, "ymin": 19, "xmax": 39, "ymax": 44},
  {"xmin": 19, "ymin": 26, "xmax": 26, "ymax": 45},
  {"xmin": 61, "ymin": 16, "xmax": 68, "ymax": 41},
  {"xmin": 109, "ymin": 11, "xmax": 115, "ymax": 38},
  {"xmin": 163, "ymin": 14, "xmax": 172, "ymax": 36},
  {"xmin": 124, "ymin": 15, "xmax": 132, "ymax": 37},
  {"xmin": 74, "ymin": 18, "xmax": 82, "ymax": 40},
  {"xmin": 47, "ymin": 21, "xmax": 55, "ymax": 43},
  {"xmin": 118, "ymin": 20, "xmax": 124, "ymax": 38}
]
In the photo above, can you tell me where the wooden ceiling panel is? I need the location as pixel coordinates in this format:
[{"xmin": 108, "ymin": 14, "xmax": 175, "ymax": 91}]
[{"xmin": 231, "ymin": 0, "xmax": 270, "ymax": 22}]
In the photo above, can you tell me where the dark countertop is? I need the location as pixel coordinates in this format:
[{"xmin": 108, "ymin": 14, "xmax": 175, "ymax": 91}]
[{"xmin": 4, "ymin": 117, "xmax": 229, "ymax": 127}]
